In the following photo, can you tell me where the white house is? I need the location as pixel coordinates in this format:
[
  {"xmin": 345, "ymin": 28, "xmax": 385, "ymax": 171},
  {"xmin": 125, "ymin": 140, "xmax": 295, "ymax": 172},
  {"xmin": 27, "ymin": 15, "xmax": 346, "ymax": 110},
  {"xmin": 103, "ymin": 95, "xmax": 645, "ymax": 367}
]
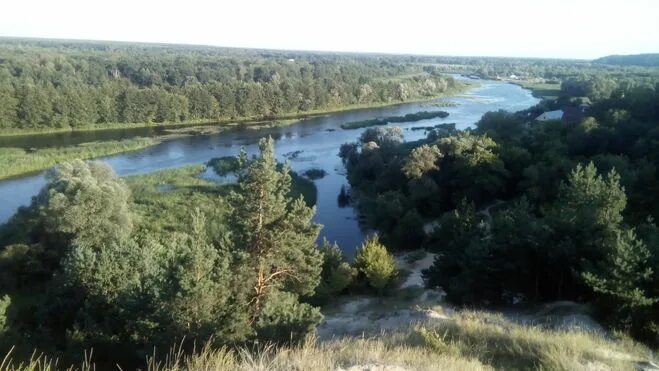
[{"xmin": 535, "ymin": 110, "xmax": 564, "ymax": 121}]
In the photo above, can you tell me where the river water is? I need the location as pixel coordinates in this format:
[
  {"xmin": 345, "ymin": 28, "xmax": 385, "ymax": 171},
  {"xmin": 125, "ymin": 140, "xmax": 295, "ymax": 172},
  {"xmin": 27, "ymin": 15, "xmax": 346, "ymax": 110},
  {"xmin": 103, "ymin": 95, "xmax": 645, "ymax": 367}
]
[{"xmin": 0, "ymin": 79, "xmax": 539, "ymax": 256}]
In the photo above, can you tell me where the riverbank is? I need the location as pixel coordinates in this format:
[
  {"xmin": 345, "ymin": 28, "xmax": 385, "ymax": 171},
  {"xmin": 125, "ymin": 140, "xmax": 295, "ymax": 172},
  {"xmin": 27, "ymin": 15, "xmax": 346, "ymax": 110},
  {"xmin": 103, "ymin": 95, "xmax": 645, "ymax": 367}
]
[
  {"xmin": 0, "ymin": 79, "xmax": 536, "ymax": 229},
  {"xmin": 0, "ymin": 83, "xmax": 475, "ymax": 180},
  {"xmin": 508, "ymin": 80, "xmax": 562, "ymax": 100},
  {"xmin": 0, "ymin": 83, "xmax": 475, "ymax": 138},
  {"xmin": 0, "ymin": 137, "xmax": 158, "ymax": 180}
]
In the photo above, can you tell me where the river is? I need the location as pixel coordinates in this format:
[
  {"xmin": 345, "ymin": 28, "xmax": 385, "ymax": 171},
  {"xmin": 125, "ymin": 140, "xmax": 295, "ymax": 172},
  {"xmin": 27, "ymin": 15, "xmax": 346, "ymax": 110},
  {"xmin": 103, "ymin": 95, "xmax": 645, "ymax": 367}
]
[{"xmin": 0, "ymin": 78, "xmax": 539, "ymax": 256}]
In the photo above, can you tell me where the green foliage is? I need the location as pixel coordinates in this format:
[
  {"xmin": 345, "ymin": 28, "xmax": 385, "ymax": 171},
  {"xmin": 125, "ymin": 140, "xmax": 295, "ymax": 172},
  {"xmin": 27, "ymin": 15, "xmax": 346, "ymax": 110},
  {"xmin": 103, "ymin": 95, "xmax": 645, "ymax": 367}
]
[
  {"xmin": 228, "ymin": 137, "xmax": 323, "ymax": 326},
  {"xmin": 255, "ymin": 291, "xmax": 323, "ymax": 344},
  {"xmin": 0, "ymin": 139, "xmax": 330, "ymax": 365},
  {"xmin": 207, "ymin": 156, "xmax": 240, "ymax": 176},
  {"xmin": 354, "ymin": 235, "xmax": 398, "ymax": 295},
  {"xmin": 359, "ymin": 126, "xmax": 404, "ymax": 146},
  {"xmin": 313, "ymin": 240, "xmax": 356, "ymax": 304},
  {"xmin": 582, "ymin": 228, "xmax": 658, "ymax": 341},
  {"xmin": 402, "ymin": 144, "xmax": 443, "ymax": 179},
  {"xmin": 36, "ymin": 160, "xmax": 133, "ymax": 249},
  {"xmin": 423, "ymin": 200, "xmax": 486, "ymax": 301},
  {"xmin": 0, "ymin": 39, "xmax": 462, "ymax": 132},
  {"xmin": 546, "ymin": 163, "xmax": 627, "ymax": 267},
  {"xmin": 0, "ymin": 244, "xmax": 60, "ymax": 290},
  {"xmin": 340, "ymin": 67, "xmax": 659, "ymax": 344},
  {"xmin": 341, "ymin": 111, "xmax": 449, "ymax": 130},
  {"xmin": 0, "ymin": 138, "xmax": 156, "ymax": 180},
  {"xmin": 476, "ymin": 110, "xmax": 525, "ymax": 141},
  {"xmin": 126, "ymin": 165, "xmax": 228, "ymax": 237},
  {"xmin": 161, "ymin": 209, "xmax": 239, "ymax": 341}
]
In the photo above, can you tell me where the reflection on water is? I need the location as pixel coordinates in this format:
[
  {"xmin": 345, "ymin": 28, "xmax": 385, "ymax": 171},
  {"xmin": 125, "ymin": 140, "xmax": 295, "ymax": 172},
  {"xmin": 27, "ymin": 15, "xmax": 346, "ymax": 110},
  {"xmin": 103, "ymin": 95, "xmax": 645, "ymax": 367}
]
[{"xmin": 0, "ymin": 80, "xmax": 539, "ymax": 256}]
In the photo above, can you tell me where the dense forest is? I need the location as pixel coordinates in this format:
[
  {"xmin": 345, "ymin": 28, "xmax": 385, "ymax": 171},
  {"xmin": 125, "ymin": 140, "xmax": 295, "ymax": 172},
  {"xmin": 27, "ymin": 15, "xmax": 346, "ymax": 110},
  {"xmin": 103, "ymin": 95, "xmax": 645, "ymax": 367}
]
[
  {"xmin": 340, "ymin": 70, "xmax": 659, "ymax": 344},
  {"xmin": 594, "ymin": 53, "xmax": 659, "ymax": 67},
  {"xmin": 0, "ymin": 38, "xmax": 461, "ymax": 131},
  {"xmin": 0, "ymin": 136, "xmax": 401, "ymax": 367}
]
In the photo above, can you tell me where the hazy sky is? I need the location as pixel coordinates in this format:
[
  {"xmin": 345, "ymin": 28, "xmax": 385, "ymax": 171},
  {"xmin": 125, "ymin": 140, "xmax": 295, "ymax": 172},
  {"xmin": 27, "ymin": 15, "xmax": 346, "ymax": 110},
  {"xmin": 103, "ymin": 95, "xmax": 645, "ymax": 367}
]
[{"xmin": 1, "ymin": 0, "xmax": 658, "ymax": 59}]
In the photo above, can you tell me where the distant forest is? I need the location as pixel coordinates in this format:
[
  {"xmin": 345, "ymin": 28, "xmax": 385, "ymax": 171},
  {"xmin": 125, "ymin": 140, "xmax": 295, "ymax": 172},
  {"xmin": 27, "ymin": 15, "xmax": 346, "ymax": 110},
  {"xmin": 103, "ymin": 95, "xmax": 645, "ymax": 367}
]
[
  {"xmin": 0, "ymin": 39, "xmax": 460, "ymax": 130},
  {"xmin": 594, "ymin": 53, "xmax": 659, "ymax": 67},
  {"xmin": 3, "ymin": 39, "xmax": 659, "ymax": 132}
]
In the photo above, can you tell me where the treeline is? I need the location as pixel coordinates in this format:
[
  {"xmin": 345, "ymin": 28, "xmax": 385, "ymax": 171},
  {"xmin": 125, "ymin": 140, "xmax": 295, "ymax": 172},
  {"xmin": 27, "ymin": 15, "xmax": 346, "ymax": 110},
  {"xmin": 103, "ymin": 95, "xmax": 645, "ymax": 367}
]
[
  {"xmin": 340, "ymin": 77, "xmax": 659, "ymax": 344},
  {"xmin": 0, "ymin": 39, "xmax": 459, "ymax": 130},
  {"xmin": 422, "ymin": 54, "xmax": 659, "ymax": 89},
  {"xmin": 594, "ymin": 53, "xmax": 659, "ymax": 67}
]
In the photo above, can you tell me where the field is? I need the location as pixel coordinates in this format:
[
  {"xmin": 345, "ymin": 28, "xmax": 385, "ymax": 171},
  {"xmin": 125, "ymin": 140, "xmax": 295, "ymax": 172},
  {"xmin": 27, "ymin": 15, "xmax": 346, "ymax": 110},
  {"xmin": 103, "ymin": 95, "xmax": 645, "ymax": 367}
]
[{"xmin": 511, "ymin": 80, "xmax": 562, "ymax": 100}]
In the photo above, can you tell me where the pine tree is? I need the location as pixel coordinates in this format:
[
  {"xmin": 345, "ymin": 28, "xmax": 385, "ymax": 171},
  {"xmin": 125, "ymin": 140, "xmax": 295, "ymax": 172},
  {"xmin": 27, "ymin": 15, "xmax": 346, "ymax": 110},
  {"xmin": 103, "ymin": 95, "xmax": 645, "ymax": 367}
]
[
  {"xmin": 582, "ymin": 228, "xmax": 658, "ymax": 336},
  {"xmin": 355, "ymin": 235, "xmax": 398, "ymax": 295},
  {"xmin": 313, "ymin": 240, "xmax": 356, "ymax": 303},
  {"xmin": 546, "ymin": 162, "xmax": 628, "ymax": 297},
  {"xmin": 228, "ymin": 137, "xmax": 322, "ymax": 326},
  {"xmin": 164, "ymin": 209, "xmax": 238, "ymax": 341}
]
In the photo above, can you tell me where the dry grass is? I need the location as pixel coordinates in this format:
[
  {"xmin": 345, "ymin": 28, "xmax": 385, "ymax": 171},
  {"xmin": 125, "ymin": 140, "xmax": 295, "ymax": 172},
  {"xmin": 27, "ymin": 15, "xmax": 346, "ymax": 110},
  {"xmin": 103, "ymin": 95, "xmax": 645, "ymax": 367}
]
[
  {"xmin": 1, "ymin": 310, "xmax": 654, "ymax": 371},
  {"xmin": 414, "ymin": 310, "xmax": 653, "ymax": 371},
  {"xmin": 146, "ymin": 336, "xmax": 487, "ymax": 371}
]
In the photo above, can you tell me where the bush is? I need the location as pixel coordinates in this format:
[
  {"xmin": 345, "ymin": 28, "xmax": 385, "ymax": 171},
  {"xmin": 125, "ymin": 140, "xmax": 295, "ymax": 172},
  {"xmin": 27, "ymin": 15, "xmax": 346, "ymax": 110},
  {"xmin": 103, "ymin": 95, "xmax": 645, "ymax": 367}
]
[
  {"xmin": 303, "ymin": 168, "xmax": 327, "ymax": 180},
  {"xmin": 207, "ymin": 156, "xmax": 240, "ymax": 176},
  {"xmin": 354, "ymin": 235, "xmax": 398, "ymax": 295},
  {"xmin": 313, "ymin": 241, "xmax": 356, "ymax": 303},
  {"xmin": 255, "ymin": 291, "xmax": 323, "ymax": 344}
]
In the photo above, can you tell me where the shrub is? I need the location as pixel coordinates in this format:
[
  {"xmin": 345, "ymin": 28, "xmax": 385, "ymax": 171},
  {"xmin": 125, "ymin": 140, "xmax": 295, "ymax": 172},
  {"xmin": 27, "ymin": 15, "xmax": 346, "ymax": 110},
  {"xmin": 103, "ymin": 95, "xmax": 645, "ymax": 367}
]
[
  {"xmin": 255, "ymin": 291, "xmax": 323, "ymax": 344},
  {"xmin": 354, "ymin": 235, "xmax": 398, "ymax": 295},
  {"xmin": 303, "ymin": 168, "xmax": 327, "ymax": 180},
  {"xmin": 313, "ymin": 240, "xmax": 356, "ymax": 303},
  {"xmin": 207, "ymin": 156, "xmax": 240, "ymax": 176}
]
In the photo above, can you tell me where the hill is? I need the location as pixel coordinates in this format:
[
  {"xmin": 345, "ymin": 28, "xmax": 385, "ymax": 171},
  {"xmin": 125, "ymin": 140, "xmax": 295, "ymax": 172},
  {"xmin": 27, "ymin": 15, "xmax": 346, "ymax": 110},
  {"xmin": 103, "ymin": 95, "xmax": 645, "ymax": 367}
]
[{"xmin": 593, "ymin": 53, "xmax": 659, "ymax": 67}]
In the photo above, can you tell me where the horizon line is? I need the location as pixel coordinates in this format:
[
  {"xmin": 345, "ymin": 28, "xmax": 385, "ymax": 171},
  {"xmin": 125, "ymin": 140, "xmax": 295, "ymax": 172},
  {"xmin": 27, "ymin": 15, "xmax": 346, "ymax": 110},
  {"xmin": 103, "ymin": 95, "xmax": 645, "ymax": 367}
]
[{"xmin": 0, "ymin": 34, "xmax": 611, "ymax": 62}]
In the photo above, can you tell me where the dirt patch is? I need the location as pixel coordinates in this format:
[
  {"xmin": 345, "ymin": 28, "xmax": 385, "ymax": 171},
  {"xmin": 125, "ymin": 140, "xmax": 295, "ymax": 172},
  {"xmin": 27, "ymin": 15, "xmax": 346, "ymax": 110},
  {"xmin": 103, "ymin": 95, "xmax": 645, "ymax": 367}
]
[{"xmin": 396, "ymin": 251, "xmax": 436, "ymax": 289}]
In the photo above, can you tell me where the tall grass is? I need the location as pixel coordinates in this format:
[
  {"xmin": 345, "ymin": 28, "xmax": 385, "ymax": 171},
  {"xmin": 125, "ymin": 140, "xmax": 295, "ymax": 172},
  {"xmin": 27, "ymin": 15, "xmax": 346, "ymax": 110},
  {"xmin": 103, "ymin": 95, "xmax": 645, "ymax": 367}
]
[
  {"xmin": 0, "ymin": 138, "xmax": 156, "ymax": 180},
  {"xmin": 3, "ymin": 311, "xmax": 652, "ymax": 370},
  {"xmin": 414, "ymin": 310, "xmax": 653, "ymax": 370}
]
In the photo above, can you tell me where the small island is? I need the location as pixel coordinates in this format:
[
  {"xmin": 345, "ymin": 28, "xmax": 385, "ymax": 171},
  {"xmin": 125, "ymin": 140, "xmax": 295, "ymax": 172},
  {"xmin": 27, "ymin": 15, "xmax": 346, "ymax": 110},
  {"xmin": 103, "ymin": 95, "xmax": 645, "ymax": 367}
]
[{"xmin": 340, "ymin": 110, "xmax": 450, "ymax": 130}]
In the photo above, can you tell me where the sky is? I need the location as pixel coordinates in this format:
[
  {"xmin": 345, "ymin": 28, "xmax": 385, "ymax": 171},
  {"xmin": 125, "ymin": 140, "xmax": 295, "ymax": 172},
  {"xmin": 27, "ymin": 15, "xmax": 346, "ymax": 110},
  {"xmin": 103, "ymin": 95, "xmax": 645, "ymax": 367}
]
[{"xmin": 1, "ymin": 0, "xmax": 658, "ymax": 59}]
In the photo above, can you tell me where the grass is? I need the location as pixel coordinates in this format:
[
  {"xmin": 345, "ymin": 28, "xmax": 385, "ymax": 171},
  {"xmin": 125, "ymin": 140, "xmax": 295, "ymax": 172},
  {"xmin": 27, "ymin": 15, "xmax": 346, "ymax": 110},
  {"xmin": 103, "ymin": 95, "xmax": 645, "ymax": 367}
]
[
  {"xmin": 414, "ymin": 310, "xmax": 653, "ymax": 370},
  {"xmin": 511, "ymin": 80, "xmax": 562, "ymax": 100},
  {"xmin": 341, "ymin": 111, "xmax": 450, "ymax": 130},
  {"xmin": 0, "ymin": 138, "xmax": 157, "ymax": 180},
  {"xmin": 125, "ymin": 165, "xmax": 230, "ymax": 235},
  {"xmin": 3, "ymin": 313, "xmax": 653, "ymax": 370},
  {"xmin": 125, "ymin": 164, "xmax": 317, "ymax": 235}
]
